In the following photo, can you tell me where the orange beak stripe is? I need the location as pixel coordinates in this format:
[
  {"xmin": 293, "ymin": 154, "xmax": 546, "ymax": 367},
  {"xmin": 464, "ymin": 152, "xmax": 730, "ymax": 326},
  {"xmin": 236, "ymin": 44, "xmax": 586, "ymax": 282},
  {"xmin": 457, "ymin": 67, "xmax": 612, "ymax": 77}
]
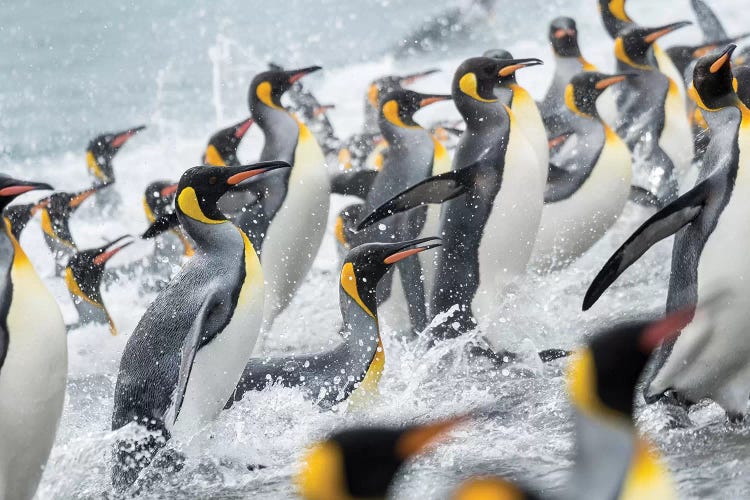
[
  {"xmin": 395, "ymin": 416, "xmax": 467, "ymax": 459},
  {"xmin": 498, "ymin": 64, "xmax": 526, "ymax": 77},
  {"xmin": 69, "ymin": 189, "xmax": 96, "ymax": 208},
  {"xmin": 227, "ymin": 169, "xmax": 266, "ymax": 185},
  {"xmin": 710, "ymin": 53, "xmax": 731, "ymax": 74},
  {"xmin": 420, "ymin": 96, "xmax": 450, "ymax": 107},
  {"xmin": 644, "ymin": 27, "xmax": 676, "ymax": 44},
  {"xmin": 93, "ymin": 244, "xmax": 129, "ymax": 266},
  {"xmin": 595, "ymin": 75, "xmax": 627, "ymax": 90},
  {"xmin": 160, "ymin": 184, "xmax": 179, "ymax": 197},
  {"xmin": 384, "ymin": 246, "xmax": 429, "ymax": 264}
]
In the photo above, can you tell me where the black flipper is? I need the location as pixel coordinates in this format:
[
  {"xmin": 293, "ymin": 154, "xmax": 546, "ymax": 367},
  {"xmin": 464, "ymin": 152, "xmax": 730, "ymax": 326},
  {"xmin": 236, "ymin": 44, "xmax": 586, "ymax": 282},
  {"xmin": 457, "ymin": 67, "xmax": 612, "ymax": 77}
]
[
  {"xmin": 583, "ymin": 183, "xmax": 708, "ymax": 311},
  {"xmin": 142, "ymin": 212, "xmax": 179, "ymax": 239},
  {"xmin": 356, "ymin": 161, "xmax": 481, "ymax": 231},
  {"xmin": 330, "ymin": 169, "xmax": 379, "ymax": 199},
  {"xmin": 544, "ymin": 164, "xmax": 583, "ymax": 203},
  {"xmin": 691, "ymin": 0, "xmax": 728, "ymax": 42},
  {"xmin": 628, "ymin": 185, "xmax": 660, "ymax": 207}
]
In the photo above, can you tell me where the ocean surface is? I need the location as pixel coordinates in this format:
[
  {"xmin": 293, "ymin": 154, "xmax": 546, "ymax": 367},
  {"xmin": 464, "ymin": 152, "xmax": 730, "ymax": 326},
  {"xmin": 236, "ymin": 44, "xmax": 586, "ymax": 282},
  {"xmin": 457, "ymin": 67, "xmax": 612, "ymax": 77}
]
[{"xmin": 2, "ymin": 0, "xmax": 750, "ymax": 498}]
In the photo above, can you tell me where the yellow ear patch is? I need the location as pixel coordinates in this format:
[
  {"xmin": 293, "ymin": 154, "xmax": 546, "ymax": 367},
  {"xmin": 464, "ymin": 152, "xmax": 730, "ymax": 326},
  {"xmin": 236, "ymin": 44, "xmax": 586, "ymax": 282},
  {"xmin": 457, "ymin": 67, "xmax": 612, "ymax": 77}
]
[
  {"xmin": 86, "ymin": 151, "xmax": 107, "ymax": 182},
  {"xmin": 459, "ymin": 73, "xmax": 498, "ymax": 103},
  {"xmin": 367, "ymin": 83, "xmax": 379, "ymax": 109},
  {"xmin": 204, "ymin": 144, "xmax": 225, "ymax": 166},
  {"xmin": 296, "ymin": 442, "xmax": 348, "ymax": 500},
  {"xmin": 334, "ymin": 216, "xmax": 347, "ymax": 247},
  {"xmin": 566, "ymin": 348, "xmax": 627, "ymax": 422},
  {"xmin": 382, "ymin": 100, "xmax": 418, "ymax": 129},
  {"xmin": 256, "ymin": 81, "xmax": 282, "ymax": 110},
  {"xmin": 176, "ymin": 186, "xmax": 224, "ymax": 224},
  {"xmin": 609, "ymin": 0, "xmax": 630, "ymax": 22},
  {"xmin": 579, "ymin": 56, "xmax": 597, "ymax": 72},
  {"xmin": 65, "ymin": 267, "xmax": 103, "ymax": 309},
  {"xmin": 564, "ymin": 84, "xmax": 588, "ymax": 117},
  {"xmin": 340, "ymin": 262, "xmax": 374, "ymax": 318},
  {"xmin": 614, "ymin": 38, "xmax": 651, "ymax": 71}
]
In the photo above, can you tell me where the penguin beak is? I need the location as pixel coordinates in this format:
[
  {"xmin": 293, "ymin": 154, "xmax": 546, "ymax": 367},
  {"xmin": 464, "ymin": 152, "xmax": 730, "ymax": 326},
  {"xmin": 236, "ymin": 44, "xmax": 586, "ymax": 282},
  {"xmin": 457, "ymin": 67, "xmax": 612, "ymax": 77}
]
[
  {"xmin": 553, "ymin": 28, "xmax": 576, "ymax": 39},
  {"xmin": 233, "ymin": 118, "xmax": 254, "ymax": 139},
  {"xmin": 0, "ymin": 180, "xmax": 53, "ymax": 198},
  {"xmin": 709, "ymin": 44, "xmax": 737, "ymax": 74},
  {"xmin": 287, "ymin": 66, "xmax": 322, "ymax": 84},
  {"xmin": 643, "ymin": 21, "xmax": 692, "ymax": 44},
  {"xmin": 395, "ymin": 415, "xmax": 466, "ymax": 459},
  {"xmin": 110, "ymin": 125, "xmax": 146, "ymax": 149},
  {"xmin": 225, "ymin": 161, "xmax": 291, "ymax": 186},
  {"xmin": 400, "ymin": 68, "xmax": 440, "ymax": 85},
  {"xmin": 160, "ymin": 183, "xmax": 179, "ymax": 197},
  {"xmin": 419, "ymin": 94, "xmax": 452, "ymax": 108},
  {"xmin": 69, "ymin": 184, "xmax": 107, "ymax": 208},
  {"xmin": 594, "ymin": 73, "xmax": 631, "ymax": 90},
  {"xmin": 313, "ymin": 104, "xmax": 335, "ymax": 117},
  {"xmin": 497, "ymin": 58, "xmax": 544, "ymax": 77},
  {"xmin": 639, "ymin": 307, "xmax": 696, "ymax": 353},
  {"xmin": 548, "ymin": 132, "xmax": 572, "ymax": 149},
  {"xmin": 93, "ymin": 235, "xmax": 134, "ymax": 266},
  {"xmin": 383, "ymin": 236, "xmax": 442, "ymax": 265}
]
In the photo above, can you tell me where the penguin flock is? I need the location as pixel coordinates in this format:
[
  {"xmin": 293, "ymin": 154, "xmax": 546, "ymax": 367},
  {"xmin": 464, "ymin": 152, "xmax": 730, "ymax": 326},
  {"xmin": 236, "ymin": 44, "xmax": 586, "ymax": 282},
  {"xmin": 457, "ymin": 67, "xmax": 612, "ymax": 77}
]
[{"xmin": 3, "ymin": 0, "xmax": 750, "ymax": 498}]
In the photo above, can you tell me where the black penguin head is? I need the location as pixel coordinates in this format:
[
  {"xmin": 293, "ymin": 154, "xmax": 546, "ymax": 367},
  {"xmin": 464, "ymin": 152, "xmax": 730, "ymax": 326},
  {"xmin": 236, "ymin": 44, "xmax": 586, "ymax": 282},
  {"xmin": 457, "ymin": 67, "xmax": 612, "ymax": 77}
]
[
  {"xmin": 46, "ymin": 184, "xmax": 107, "ymax": 220},
  {"xmin": 340, "ymin": 237, "xmax": 441, "ymax": 317},
  {"xmin": 691, "ymin": 45, "xmax": 738, "ymax": 111},
  {"xmin": 549, "ymin": 17, "xmax": 581, "ymax": 57},
  {"xmin": 598, "ymin": 0, "xmax": 633, "ymax": 39},
  {"xmin": 144, "ymin": 180, "xmax": 178, "ymax": 221},
  {"xmin": 615, "ymin": 22, "xmax": 692, "ymax": 69},
  {"xmin": 734, "ymin": 65, "xmax": 750, "ymax": 108},
  {"xmin": 366, "ymin": 69, "xmax": 440, "ymax": 113},
  {"xmin": 249, "ymin": 66, "xmax": 321, "ymax": 112},
  {"xmin": 297, "ymin": 416, "xmax": 463, "ymax": 500},
  {"xmin": 3, "ymin": 202, "xmax": 39, "ymax": 239},
  {"xmin": 0, "ymin": 175, "xmax": 53, "ymax": 213},
  {"xmin": 483, "ymin": 48, "xmax": 513, "ymax": 60},
  {"xmin": 67, "ymin": 235, "xmax": 133, "ymax": 302},
  {"xmin": 567, "ymin": 309, "xmax": 693, "ymax": 422},
  {"xmin": 86, "ymin": 126, "xmax": 146, "ymax": 181},
  {"xmin": 453, "ymin": 56, "xmax": 542, "ymax": 107},
  {"xmin": 378, "ymin": 90, "xmax": 451, "ymax": 130},
  {"xmin": 175, "ymin": 161, "xmax": 290, "ymax": 224},
  {"xmin": 202, "ymin": 117, "xmax": 254, "ymax": 167},
  {"xmin": 454, "ymin": 478, "xmax": 542, "ymax": 500},
  {"xmin": 565, "ymin": 72, "xmax": 633, "ymax": 117}
]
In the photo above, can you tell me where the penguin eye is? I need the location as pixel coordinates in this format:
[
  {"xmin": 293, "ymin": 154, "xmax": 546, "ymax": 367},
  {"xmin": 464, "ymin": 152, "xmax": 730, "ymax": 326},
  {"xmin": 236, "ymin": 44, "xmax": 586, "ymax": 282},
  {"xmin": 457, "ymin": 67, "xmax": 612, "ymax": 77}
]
[{"xmin": 208, "ymin": 176, "xmax": 218, "ymax": 185}]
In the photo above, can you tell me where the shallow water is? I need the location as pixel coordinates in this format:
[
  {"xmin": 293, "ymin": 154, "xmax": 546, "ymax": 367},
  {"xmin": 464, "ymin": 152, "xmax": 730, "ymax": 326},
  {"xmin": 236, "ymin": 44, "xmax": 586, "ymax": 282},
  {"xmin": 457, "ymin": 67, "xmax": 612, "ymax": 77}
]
[{"xmin": 3, "ymin": 0, "xmax": 750, "ymax": 498}]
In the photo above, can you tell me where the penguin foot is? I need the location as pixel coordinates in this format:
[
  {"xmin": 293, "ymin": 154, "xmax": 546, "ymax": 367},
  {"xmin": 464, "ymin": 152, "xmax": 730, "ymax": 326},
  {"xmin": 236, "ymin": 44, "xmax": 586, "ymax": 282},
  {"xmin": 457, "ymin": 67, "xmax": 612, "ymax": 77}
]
[{"xmin": 655, "ymin": 392, "xmax": 693, "ymax": 429}]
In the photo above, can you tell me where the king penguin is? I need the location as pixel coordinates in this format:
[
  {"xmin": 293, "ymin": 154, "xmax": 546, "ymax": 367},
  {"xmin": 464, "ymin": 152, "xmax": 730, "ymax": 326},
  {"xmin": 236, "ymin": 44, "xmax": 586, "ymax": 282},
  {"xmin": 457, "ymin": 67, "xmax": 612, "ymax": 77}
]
[
  {"xmin": 612, "ymin": 22, "xmax": 694, "ymax": 205},
  {"xmin": 111, "ymin": 161, "xmax": 289, "ymax": 492},
  {"xmin": 539, "ymin": 17, "xmax": 598, "ymax": 139},
  {"xmin": 454, "ymin": 312, "xmax": 685, "ymax": 500},
  {"xmin": 202, "ymin": 117, "xmax": 254, "ymax": 167},
  {"xmin": 358, "ymin": 56, "xmax": 546, "ymax": 345},
  {"xmin": 0, "ymin": 174, "xmax": 67, "ymax": 500},
  {"xmin": 531, "ymin": 72, "xmax": 633, "ymax": 271},
  {"xmin": 229, "ymin": 237, "xmax": 441, "ymax": 409},
  {"xmin": 86, "ymin": 125, "xmax": 145, "ymax": 210},
  {"xmin": 65, "ymin": 236, "xmax": 133, "ymax": 334},
  {"xmin": 239, "ymin": 66, "xmax": 330, "ymax": 331},
  {"xmin": 359, "ymin": 89, "xmax": 451, "ymax": 333},
  {"xmin": 38, "ymin": 183, "xmax": 109, "ymax": 276},
  {"xmin": 582, "ymin": 46, "xmax": 750, "ymax": 419}
]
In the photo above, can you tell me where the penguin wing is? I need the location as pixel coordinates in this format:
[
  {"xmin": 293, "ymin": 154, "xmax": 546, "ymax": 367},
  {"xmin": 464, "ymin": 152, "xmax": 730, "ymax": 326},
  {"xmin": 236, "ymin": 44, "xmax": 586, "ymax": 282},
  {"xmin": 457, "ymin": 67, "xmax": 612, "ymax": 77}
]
[
  {"xmin": 583, "ymin": 183, "xmax": 708, "ymax": 311},
  {"xmin": 330, "ymin": 170, "xmax": 379, "ymax": 199},
  {"xmin": 169, "ymin": 291, "xmax": 225, "ymax": 426},
  {"xmin": 544, "ymin": 164, "xmax": 584, "ymax": 203},
  {"xmin": 691, "ymin": 0, "xmax": 728, "ymax": 42},
  {"xmin": 356, "ymin": 162, "xmax": 480, "ymax": 231},
  {"xmin": 628, "ymin": 186, "xmax": 661, "ymax": 208},
  {"xmin": 142, "ymin": 212, "xmax": 179, "ymax": 239}
]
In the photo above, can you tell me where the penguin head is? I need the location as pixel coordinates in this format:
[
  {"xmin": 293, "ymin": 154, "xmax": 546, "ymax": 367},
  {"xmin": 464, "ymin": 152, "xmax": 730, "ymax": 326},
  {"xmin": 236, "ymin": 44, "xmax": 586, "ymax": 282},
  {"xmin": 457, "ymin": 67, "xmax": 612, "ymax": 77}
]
[
  {"xmin": 0, "ymin": 175, "xmax": 53, "ymax": 213},
  {"xmin": 249, "ymin": 66, "xmax": 321, "ymax": 112},
  {"xmin": 86, "ymin": 125, "xmax": 146, "ymax": 182},
  {"xmin": 143, "ymin": 180, "xmax": 178, "ymax": 221},
  {"xmin": 482, "ymin": 48, "xmax": 513, "ymax": 60},
  {"xmin": 453, "ymin": 57, "xmax": 541, "ymax": 114},
  {"xmin": 203, "ymin": 117, "xmax": 254, "ymax": 167},
  {"xmin": 340, "ymin": 237, "xmax": 441, "ymax": 317},
  {"xmin": 175, "ymin": 161, "xmax": 290, "ymax": 224},
  {"xmin": 567, "ymin": 309, "xmax": 693, "ymax": 422},
  {"xmin": 691, "ymin": 44, "xmax": 738, "ymax": 111},
  {"xmin": 565, "ymin": 72, "xmax": 633, "ymax": 118},
  {"xmin": 598, "ymin": 0, "xmax": 633, "ymax": 38},
  {"xmin": 378, "ymin": 89, "xmax": 451, "ymax": 132},
  {"xmin": 734, "ymin": 65, "xmax": 750, "ymax": 109},
  {"xmin": 366, "ymin": 69, "xmax": 440, "ymax": 113},
  {"xmin": 453, "ymin": 477, "xmax": 541, "ymax": 500},
  {"xmin": 615, "ymin": 22, "xmax": 692, "ymax": 69},
  {"xmin": 46, "ymin": 184, "xmax": 106, "ymax": 220},
  {"xmin": 67, "ymin": 235, "xmax": 133, "ymax": 300},
  {"xmin": 549, "ymin": 17, "xmax": 581, "ymax": 58},
  {"xmin": 297, "ymin": 415, "xmax": 462, "ymax": 500}
]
